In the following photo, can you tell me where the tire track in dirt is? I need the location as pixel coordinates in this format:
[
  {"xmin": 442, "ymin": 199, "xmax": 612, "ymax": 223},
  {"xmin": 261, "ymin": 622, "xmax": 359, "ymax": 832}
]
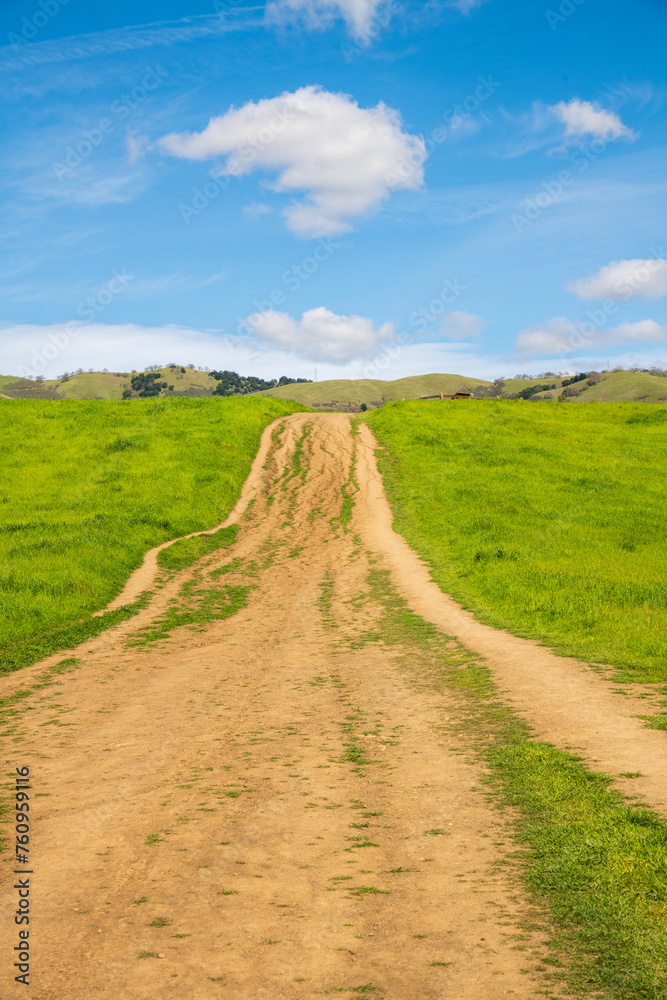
[
  {"xmin": 0, "ymin": 413, "xmax": 551, "ymax": 1000},
  {"xmin": 355, "ymin": 420, "xmax": 667, "ymax": 816}
]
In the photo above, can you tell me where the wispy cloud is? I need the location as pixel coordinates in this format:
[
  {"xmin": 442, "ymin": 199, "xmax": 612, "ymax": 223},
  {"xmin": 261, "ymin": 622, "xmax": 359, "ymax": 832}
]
[
  {"xmin": 440, "ymin": 310, "xmax": 487, "ymax": 340},
  {"xmin": 266, "ymin": 0, "xmax": 385, "ymax": 35},
  {"xmin": 243, "ymin": 201, "xmax": 273, "ymax": 219},
  {"xmin": 550, "ymin": 98, "xmax": 635, "ymax": 143},
  {"xmin": 0, "ymin": 13, "xmax": 261, "ymax": 75}
]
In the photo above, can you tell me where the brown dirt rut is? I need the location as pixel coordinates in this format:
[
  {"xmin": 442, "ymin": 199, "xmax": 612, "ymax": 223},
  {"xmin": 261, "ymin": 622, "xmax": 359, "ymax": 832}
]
[{"xmin": 1, "ymin": 413, "xmax": 550, "ymax": 1000}]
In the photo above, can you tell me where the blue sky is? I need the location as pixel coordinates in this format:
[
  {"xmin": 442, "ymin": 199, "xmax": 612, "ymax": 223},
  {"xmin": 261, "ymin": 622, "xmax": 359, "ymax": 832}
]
[{"xmin": 1, "ymin": 0, "xmax": 667, "ymax": 381}]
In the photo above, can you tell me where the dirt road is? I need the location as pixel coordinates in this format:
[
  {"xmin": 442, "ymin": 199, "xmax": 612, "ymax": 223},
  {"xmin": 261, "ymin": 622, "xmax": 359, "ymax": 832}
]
[
  {"xmin": 2, "ymin": 412, "xmax": 664, "ymax": 998},
  {"xmin": 1, "ymin": 414, "xmax": 550, "ymax": 999}
]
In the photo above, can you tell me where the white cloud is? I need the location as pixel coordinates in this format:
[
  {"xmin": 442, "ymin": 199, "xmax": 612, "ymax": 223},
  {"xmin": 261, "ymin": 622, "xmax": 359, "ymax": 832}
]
[
  {"xmin": 243, "ymin": 201, "xmax": 273, "ymax": 219},
  {"xmin": 516, "ymin": 317, "xmax": 580, "ymax": 357},
  {"xmin": 567, "ymin": 258, "xmax": 667, "ymax": 301},
  {"xmin": 267, "ymin": 0, "xmax": 383, "ymax": 34},
  {"xmin": 612, "ymin": 320, "xmax": 667, "ymax": 342},
  {"xmin": 516, "ymin": 316, "xmax": 667, "ymax": 357},
  {"xmin": 126, "ymin": 131, "xmax": 150, "ymax": 164},
  {"xmin": 550, "ymin": 98, "xmax": 635, "ymax": 142},
  {"xmin": 158, "ymin": 86, "xmax": 426, "ymax": 237},
  {"xmin": 241, "ymin": 307, "xmax": 397, "ymax": 362},
  {"xmin": 440, "ymin": 310, "xmax": 487, "ymax": 340},
  {"xmin": 2, "ymin": 322, "xmax": 222, "ymax": 380}
]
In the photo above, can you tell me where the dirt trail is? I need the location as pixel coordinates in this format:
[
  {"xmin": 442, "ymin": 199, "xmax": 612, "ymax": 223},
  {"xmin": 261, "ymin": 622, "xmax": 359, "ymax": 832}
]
[
  {"xmin": 355, "ymin": 422, "xmax": 667, "ymax": 815},
  {"xmin": 1, "ymin": 413, "xmax": 549, "ymax": 1000},
  {"xmin": 3, "ymin": 411, "xmax": 664, "ymax": 998}
]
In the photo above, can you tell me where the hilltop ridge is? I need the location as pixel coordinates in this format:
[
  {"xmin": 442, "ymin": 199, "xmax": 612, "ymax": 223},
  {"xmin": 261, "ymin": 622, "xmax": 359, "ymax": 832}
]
[{"xmin": 1, "ymin": 367, "xmax": 666, "ymax": 406}]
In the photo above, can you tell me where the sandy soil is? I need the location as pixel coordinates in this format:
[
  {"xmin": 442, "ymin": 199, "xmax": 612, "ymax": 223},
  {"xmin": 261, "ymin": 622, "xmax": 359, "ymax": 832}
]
[
  {"xmin": 0, "ymin": 413, "xmax": 552, "ymax": 1000},
  {"xmin": 2, "ymin": 412, "xmax": 663, "ymax": 998}
]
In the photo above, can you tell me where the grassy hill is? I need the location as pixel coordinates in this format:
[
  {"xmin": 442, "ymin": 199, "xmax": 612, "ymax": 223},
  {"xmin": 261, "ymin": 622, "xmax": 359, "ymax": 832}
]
[
  {"xmin": 566, "ymin": 369, "xmax": 667, "ymax": 403},
  {"xmin": 0, "ymin": 366, "xmax": 218, "ymax": 401},
  {"xmin": 256, "ymin": 372, "xmax": 490, "ymax": 408},
  {"xmin": 1, "ymin": 368, "xmax": 665, "ymax": 406},
  {"xmin": 502, "ymin": 370, "xmax": 667, "ymax": 404}
]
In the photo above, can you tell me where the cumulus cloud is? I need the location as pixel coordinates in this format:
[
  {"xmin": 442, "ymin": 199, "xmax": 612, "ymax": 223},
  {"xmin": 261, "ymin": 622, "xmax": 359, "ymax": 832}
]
[
  {"xmin": 158, "ymin": 86, "xmax": 426, "ymax": 237},
  {"xmin": 550, "ymin": 98, "xmax": 635, "ymax": 142},
  {"xmin": 241, "ymin": 307, "xmax": 397, "ymax": 362},
  {"xmin": 267, "ymin": 0, "xmax": 383, "ymax": 34},
  {"xmin": 440, "ymin": 310, "xmax": 487, "ymax": 340},
  {"xmin": 516, "ymin": 316, "xmax": 667, "ymax": 357},
  {"xmin": 567, "ymin": 258, "xmax": 667, "ymax": 301}
]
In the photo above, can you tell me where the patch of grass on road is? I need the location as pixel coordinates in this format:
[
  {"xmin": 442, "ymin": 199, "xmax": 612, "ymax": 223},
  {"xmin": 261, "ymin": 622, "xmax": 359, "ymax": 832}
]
[
  {"xmin": 0, "ymin": 396, "xmax": 306, "ymax": 672},
  {"xmin": 128, "ymin": 581, "xmax": 251, "ymax": 646},
  {"xmin": 365, "ymin": 400, "xmax": 667, "ymax": 682},
  {"xmin": 157, "ymin": 524, "xmax": 238, "ymax": 572}
]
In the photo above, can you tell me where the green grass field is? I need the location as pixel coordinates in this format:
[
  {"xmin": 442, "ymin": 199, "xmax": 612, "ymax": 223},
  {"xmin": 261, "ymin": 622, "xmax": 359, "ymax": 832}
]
[
  {"xmin": 365, "ymin": 400, "xmax": 667, "ymax": 682},
  {"xmin": 0, "ymin": 396, "xmax": 305, "ymax": 673}
]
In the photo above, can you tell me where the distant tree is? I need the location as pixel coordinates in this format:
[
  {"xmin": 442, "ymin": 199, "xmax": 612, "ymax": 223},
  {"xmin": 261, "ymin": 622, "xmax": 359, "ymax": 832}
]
[
  {"xmin": 516, "ymin": 383, "xmax": 556, "ymax": 400},
  {"xmin": 360, "ymin": 402, "xmax": 368, "ymax": 412},
  {"xmin": 130, "ymin": 372, "xmax": 167, "ymax": 397},
  {"xmin": 121, "ymin": 389, "xmax": 132, "ymax": 399},
  {"xmin": 561, "ymin": 372, "xmax": 588, "ymax": 388}
]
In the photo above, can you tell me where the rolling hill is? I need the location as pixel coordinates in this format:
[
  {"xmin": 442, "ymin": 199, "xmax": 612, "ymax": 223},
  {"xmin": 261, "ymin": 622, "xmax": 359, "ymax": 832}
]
[
  {"xmin": 255, "ymin": 373, "xmax": 491, "ymax": 408},
  {"xmin": 0, "ymin": 368, "xmax": 665, "ymax": 406}
]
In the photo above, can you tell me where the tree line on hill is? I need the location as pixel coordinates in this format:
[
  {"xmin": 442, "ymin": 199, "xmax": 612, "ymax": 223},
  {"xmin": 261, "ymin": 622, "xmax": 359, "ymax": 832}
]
[
  {"xmin": 209, "ymin": 371, "xmax": 312, "ymax": 396},
  {"xmin": 120, "ymin": 367, "xmax": 313, "ymax": 399}
]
